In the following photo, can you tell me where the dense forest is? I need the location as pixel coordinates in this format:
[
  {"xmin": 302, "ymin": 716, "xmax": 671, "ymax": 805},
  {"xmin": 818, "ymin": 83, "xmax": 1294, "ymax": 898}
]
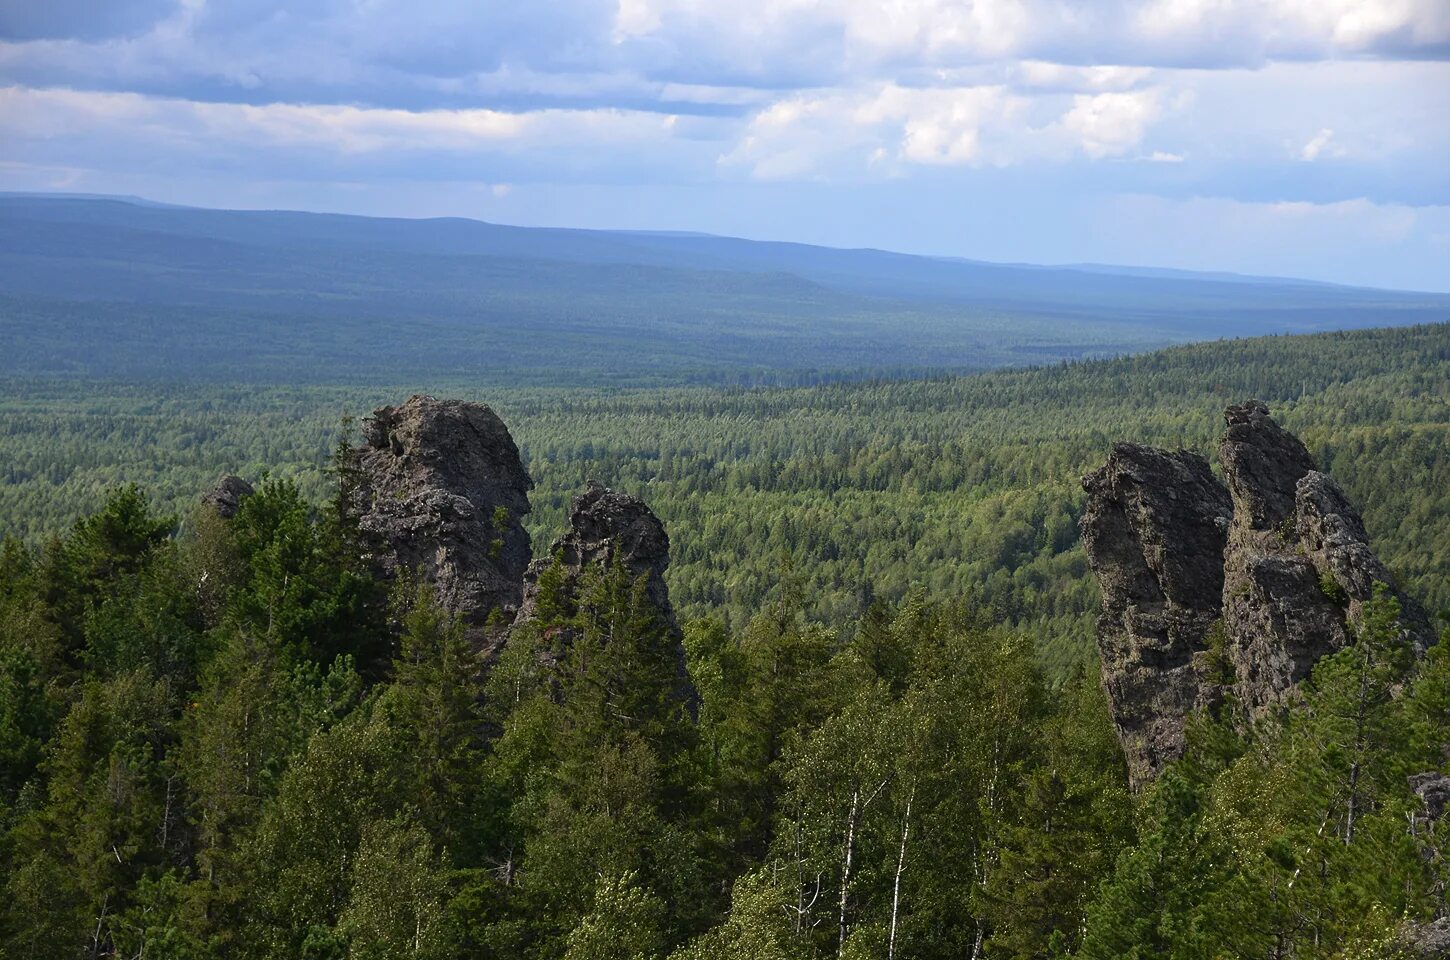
[
  {"xmin": 0, "ymin": 402, "xmax": 1447, "ymax": 957},
  {"xmin": 3, "ymin": 323, "xmax": 1448, "ymax": 679}
]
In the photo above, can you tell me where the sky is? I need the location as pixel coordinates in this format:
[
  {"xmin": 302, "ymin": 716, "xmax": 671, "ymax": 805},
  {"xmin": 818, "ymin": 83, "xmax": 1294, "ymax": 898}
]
[{"xmin": 1, "ymin": 0, "xmax": 1448, "ymax": 291}]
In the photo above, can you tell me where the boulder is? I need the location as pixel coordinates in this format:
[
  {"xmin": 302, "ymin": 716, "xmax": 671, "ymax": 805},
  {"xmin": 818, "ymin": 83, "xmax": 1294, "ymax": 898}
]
[
  {"xmin": 200, "ymin": 474, "xmax": 254, "ymax": 519},
  {"xmin": 513, "ymin": 482, "xmax": 692, "ymax": 703}
]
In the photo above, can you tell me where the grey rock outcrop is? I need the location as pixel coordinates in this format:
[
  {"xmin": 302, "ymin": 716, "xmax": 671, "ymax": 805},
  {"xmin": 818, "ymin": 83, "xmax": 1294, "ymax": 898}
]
[
  {"xmin": 1083, "ymin": 400, "xmax": 1434, "ymax": 786},
  {"xmin": 1080, "ymin": 444, "xmax": 1232, "ymax": 789},
  {"xmin": 1411, "ymin": 772, "xmax": 1450, "ymax": 826},
  {"xmin": 201, "ymin": 474, "xmax": 254, "ymax": 519},
  {"xmin": 1296, "ymin": 471, "xmax": 1436, "ymax": 654},
  {"xmin": 1219, "ymin": 400, "xmax": 1316, "ymax": 532},
  {"xmin": 1400, "ymin": 918, "xmax": 1450, "ymax": 959},
  {"xmin": 513, "ymin": 482, "xmax": 692, "ymax": 702},
  {"xmin": 1401, "ymin": 775, "xmax": 1450, "ymax": 956},
  {"xmin": 1218, "ymin": 400, "xmax": 1349, "ymax": 719},
  {"xmin": 349, "ymin": 395, "xmax": 533, "ymax": 655},
  {"xmin": 515, "ymin": 482, "xmax": 676, "ymax": 631},
  {"xmin": 1219, "ymin": 400, "xmax": 1434, "ymax": 719}
]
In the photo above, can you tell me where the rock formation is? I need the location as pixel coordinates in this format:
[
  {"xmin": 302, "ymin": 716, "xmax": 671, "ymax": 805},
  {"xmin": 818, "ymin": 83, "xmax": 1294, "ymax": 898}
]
[
  {"xmin": 348, "ymin": 395, "xmax": 533, "ymax": 655},
  {"xmin": 1296, "ymin": 470, "xmax": 1436, "ymax": 654},
  {"xmin": 1082, "ymin": 400, "xmax": 1434, "ymax": 787},
  {"xmin": 1219, "ymin": 400, "xmax": 1435, "ymax": 718},
  {"xmin": 1411, "ymin": 772, "xmax": 1450, "ymax": 828},
  {"xmin": 200, "ymin": 474, "xmax": 254, "ymax": 519},
  {"xmin": 513, "ymin": 482, "xmax": 693, "ymax": 703},
  {"xmin": 515, "ymin": 482, "xmax": 677, "ymax": 631},
  {"xmin": 1218, "ymin": 399, "xmax": 1352, "ymax": 719},
  {"xmin": 1080, "ymin": 444, "xmax": 1232, "ymax": 789}
]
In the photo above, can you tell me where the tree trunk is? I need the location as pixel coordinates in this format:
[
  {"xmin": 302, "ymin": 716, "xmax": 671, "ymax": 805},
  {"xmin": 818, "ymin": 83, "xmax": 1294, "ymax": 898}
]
[
  {"xmin": 839, "ymin": 787, "xmax": 860, "ymax": 959},
  {"xmin": 888, "ymin": 788, "xmax": 914, "ymax": 960}
]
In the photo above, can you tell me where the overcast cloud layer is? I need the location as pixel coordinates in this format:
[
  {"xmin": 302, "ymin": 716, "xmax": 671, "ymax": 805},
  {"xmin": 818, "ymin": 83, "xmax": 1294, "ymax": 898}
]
[{"xmin": 1, "ymin": 0, "xmax": 1448, "ymax": 290}]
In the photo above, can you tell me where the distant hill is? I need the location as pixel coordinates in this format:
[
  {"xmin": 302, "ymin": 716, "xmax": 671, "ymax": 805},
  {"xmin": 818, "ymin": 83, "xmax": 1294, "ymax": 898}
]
[{"xmin": 2, "ymin": 193, "xmax": 1447, "ymax": 383}]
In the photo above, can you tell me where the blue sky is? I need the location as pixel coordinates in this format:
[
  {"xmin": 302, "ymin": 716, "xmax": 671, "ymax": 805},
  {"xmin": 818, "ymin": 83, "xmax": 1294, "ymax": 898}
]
[{"xmin": 1, "ymin": 0, "xmax": 1448, "ymax": 290}]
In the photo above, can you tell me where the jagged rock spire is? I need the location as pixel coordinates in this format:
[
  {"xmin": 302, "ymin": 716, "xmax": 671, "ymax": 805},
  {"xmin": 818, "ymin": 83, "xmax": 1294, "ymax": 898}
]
[
  {"xmin": 1220, "ymin": 399, "xmax": 1317, "ymax": 532},
  {"xmin": 1082, "ymin": 400, "xmax": 1435, "ymax": 787}
]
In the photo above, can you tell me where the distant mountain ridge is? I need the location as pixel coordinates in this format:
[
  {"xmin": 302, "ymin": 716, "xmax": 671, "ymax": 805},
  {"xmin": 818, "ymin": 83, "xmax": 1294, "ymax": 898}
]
[
  {"xmin": 2, "ymin": 192, "xmax": 1447, "ymax": 383},
  {"xmin": 0, "ymin": 192, "xmax": 1407, "ymax": 292}
]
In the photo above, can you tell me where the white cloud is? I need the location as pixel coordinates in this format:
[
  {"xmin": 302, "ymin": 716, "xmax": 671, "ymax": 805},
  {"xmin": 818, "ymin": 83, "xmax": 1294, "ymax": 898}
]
[
  {"xmin": 1131, "ymin": 0, "xmax": 1450, "ymax": 61},
  {"xmin": 612, "ymin": 0, "xmax": 1450, "ymax": 81},
  {"xmin": 1060, "ymin": 90, "xmax": 1161, "ymax": 158},
  {"xmin": 1298, "ymin": 127, "xmax": 1341, "ymax": 161},
  {"xmin": 720, "ymin": 79, "xmax": 1183, "ymax": 179},
  {"xmin": 1148, "ymin": 150, "xmax": 1183, "ymax": 162},
  {"xmin": 0, "ymin": 85, "xmax": 685, "ymax": 156},
  {"xmin": 720, "ymin": 83, "xmax": 1052, "ymax": 179},
  {"xmin": 1012, "ymin": 61, "xmax": 1154, "ymax": 92},
  {"xmin": 613, "ymin": 0, "xmax": 1035, "ymax": 64}
]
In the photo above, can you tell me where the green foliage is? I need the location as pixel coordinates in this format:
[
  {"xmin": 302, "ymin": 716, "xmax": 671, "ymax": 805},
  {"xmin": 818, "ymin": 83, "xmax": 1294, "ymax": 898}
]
[
  {"xmin": 6, "ymin": 324, "xmax": 1450, "ymax": 683},
  {"xmin": 563, "ymin": 871, "xmax": 666, "ymax": 960},
  {"xmin": 482, "ymin": 558, "xmax": 706, "ymax": 959},
  {"xmin": 1320, "ymin": 571, "xmax": 1349, "ymax": 606},
  {"xmin": 0, "ymin": 325, "xmax": 1447, "ymax": 958},
  {"xmin": 226, "ymin": 476, "xmax": 386, "ymax": 672},
  {"xmin": 1078, "ymin": 589, "xmax": 1443, "ymax": 959},
  {"xmin": 336, "ymin": 817, "xmax": 457, "ymax": 960}
]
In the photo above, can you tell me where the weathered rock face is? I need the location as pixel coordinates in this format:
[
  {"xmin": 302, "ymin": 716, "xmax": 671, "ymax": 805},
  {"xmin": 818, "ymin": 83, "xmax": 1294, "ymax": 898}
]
[
  {"xmin": 200, "ymin": 474, "xmax": 254, "ymax": 519},
  {"xmin": 1411, "ymin": 772, "xmax": 1450, "ymax": 827},
  {"xmin": 520, "ymin": 482, "xmax": 675, "ymax": 623},
  {"xmin": 1218, "ymin": 401, "xmax": 1347, "ymax": 719},
  {"xmin": 1401, "ymin": 774, "xmax": 1450, "ymax": 956},
  {"xmin": 1082, "ymin": 400, "xmax": 1434, "ymax": 786},
  {"xmin": 515, "ymin": 483, "xmax": 676, "ymax": 630},
  {"xmin": 1219, "ymin": 400, "xmax": 1316, "ymax": 532},
  {"xmin": 1219, "ymin": 400, "xmax": 1435, "ymax": 719},
  {"xmin": 513, "ymin": 483, "xmax": 692, "ymax": 701},
  {"xmin": 349, "ymin": 395, "xmax": 533, "ymax": 653},
  {"xmin": 1296, "ymin": 470, "xmax": 1436, "ymax": 655},
  {"xmin": 1080, "ymin": 444, "xmax": 1232, "ymax": 789}
]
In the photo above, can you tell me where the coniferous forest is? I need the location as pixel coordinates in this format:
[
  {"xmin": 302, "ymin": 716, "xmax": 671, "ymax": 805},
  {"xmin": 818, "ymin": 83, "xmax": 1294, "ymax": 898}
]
[{"xmin": 0, "ymin": 322, "xmax": 1448, "ymax": 958}]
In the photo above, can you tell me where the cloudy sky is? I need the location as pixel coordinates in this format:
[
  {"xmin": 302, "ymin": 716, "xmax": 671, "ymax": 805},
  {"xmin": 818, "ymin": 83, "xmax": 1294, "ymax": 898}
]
[{"xmin": 2, "ymin": 0, "xmax": 1448, "ymax": 290}]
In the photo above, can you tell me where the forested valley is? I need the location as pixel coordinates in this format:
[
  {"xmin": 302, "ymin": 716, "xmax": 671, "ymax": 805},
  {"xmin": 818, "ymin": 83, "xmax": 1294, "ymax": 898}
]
[
  {"xmin": 3, "ymin": 322, "xmax": 1448, "ymax": 677},
  {"xmin": 0, "ymin": 322, "xmax": 1448, "ymax": 958}
]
